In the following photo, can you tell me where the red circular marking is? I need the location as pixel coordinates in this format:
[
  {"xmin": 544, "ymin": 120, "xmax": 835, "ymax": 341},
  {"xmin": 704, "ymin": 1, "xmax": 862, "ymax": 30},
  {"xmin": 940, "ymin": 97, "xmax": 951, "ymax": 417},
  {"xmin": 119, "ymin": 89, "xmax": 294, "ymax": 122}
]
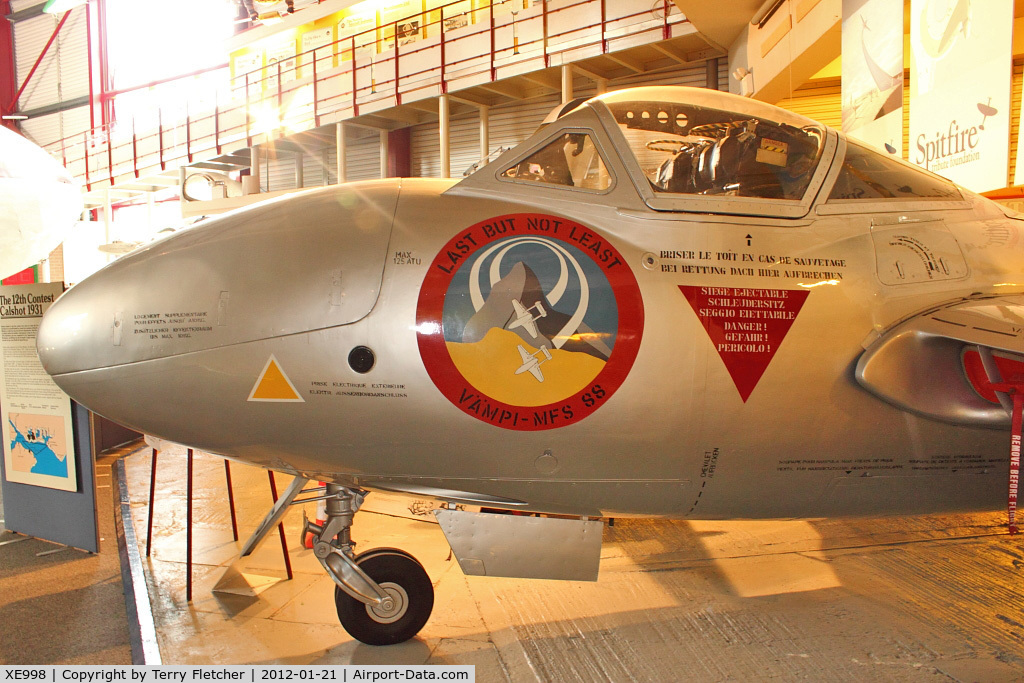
[{"xmin": 416, "ymin": 213, "xmax": 644, "ymax": 430}]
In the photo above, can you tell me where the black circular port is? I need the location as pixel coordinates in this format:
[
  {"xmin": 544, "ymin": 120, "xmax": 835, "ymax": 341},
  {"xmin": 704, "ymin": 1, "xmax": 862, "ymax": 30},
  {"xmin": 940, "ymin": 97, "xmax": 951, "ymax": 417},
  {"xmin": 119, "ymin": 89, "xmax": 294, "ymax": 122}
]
[{"xmin": 349, "ymin": 346, "xmax": 375, "ymax": 374}]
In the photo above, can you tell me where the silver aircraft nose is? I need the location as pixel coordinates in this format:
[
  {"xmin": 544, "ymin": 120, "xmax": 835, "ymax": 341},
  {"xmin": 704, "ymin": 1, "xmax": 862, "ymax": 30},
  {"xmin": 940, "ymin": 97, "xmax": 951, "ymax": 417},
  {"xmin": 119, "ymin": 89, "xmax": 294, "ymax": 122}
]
[{"xmin": 38, "ymin": 182, "xmax": 400, "ymax": 385}]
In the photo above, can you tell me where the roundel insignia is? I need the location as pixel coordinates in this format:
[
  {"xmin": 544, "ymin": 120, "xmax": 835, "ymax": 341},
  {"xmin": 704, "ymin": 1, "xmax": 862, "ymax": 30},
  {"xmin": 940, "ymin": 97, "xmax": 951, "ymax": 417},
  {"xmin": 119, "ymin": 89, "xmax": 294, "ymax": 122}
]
[{"xmin": 416, "ymin": 213, "xmax": 644, "ymax": 430}]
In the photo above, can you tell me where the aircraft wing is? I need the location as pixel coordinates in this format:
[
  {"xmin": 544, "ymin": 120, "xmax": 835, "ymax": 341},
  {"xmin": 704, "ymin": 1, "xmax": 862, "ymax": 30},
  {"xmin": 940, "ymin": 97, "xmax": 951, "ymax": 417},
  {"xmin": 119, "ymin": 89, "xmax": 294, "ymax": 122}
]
[
  {"xmin": 857, "ymin": 297, "xmax": 1024, "ymax": 427},
  {"xmin": 517, "ymin": 345, "xmax": 533, "ymax": 364}
]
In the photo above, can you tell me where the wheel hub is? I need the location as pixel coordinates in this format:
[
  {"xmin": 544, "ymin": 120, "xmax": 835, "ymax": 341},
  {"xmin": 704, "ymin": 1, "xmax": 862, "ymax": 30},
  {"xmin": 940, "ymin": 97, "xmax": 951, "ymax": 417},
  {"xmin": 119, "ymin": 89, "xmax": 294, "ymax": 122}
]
[{"xmin": 366, "ymin": 582, "xmax": 408, "ymax": 624}]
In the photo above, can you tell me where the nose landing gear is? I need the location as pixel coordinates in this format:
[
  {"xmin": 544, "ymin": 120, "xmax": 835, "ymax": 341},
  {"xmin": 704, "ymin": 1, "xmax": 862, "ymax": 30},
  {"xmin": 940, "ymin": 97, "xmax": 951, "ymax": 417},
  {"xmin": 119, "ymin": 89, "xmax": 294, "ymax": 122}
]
[{"xmin": 304, "ymin": 484, "xmax": 434, "ymax": 645}]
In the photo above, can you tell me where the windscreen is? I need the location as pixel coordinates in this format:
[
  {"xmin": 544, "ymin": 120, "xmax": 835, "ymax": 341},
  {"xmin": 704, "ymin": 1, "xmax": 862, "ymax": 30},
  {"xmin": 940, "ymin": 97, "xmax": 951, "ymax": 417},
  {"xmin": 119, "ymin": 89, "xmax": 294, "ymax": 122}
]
[
  {"xmin": 827, "ymin": 141, "xmax": 961, "ymax": 201},
  {"xmin": 606, "ymin": 100, "xmax": 825, "ymax": 201}
]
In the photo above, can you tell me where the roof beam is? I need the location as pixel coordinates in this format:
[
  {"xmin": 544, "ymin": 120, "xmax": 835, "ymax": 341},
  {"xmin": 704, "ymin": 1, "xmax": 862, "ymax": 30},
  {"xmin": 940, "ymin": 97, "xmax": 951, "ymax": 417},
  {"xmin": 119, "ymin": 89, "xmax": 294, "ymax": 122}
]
[
  {"xmin": 572, "ymin": 64, "xmax": 612, "ymax": 82},
  {"xmin": 448, "ymin": 92, "xmax": 493, "ymax": 108},
  {"xmin": 403, "ymin": 100, "xmax": 438, "ymax": 114},
  {"xmin": 519, "ymin": 70, "xmax": 561, "ymax": 91},
  {"xmin": 368, "ymin": 107, "xmax": 424, "ymax": 125},
  {"xmin": 651, "ymin": 42, "xmax": 688, "ymax": 64},
  {"xmin": 475, "ymin": 80, "xmax": 527, "ymax": 100},
  {"xmin": 605, "ymin": 51, "xmax": 645, "ymax": 73}
]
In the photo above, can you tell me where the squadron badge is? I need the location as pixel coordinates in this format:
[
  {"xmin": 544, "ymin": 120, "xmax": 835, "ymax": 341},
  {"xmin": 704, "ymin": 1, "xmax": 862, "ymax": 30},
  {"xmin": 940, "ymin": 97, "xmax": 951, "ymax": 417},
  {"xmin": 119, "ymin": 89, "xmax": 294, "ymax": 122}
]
[{"xmin": 417, "ymin": 213, "xmax": 643, "ymax": 430}]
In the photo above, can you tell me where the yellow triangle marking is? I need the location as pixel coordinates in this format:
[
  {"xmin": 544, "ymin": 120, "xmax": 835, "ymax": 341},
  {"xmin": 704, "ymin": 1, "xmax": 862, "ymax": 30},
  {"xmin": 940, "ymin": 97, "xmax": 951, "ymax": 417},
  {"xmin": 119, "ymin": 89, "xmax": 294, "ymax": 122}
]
[{"xmin": 248, "ymin": 355, "xmax": 304, "ymax": 402}]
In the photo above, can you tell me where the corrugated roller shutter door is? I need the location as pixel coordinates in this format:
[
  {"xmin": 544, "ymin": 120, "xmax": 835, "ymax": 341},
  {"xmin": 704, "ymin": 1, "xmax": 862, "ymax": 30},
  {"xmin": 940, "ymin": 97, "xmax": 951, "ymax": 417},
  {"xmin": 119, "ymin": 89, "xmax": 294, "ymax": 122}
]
[
  {"xmin": 411, "ymin": 93, "xmax": 561, "ymax": 178},
  {"xmin": 346, "ymin": 134, "xmax": 382, "ymax": 181},
  {"xmin": 303, "ymin": 149, "xmax": 335, "ymax": 187},
  {"xmin": 265, "ymin": 149, "xmax": 339, "ymax": 190},
  {"xmin": 903, "ymin": 72, "xmax": 909, "ymax": 162},
  {"xmin": 266, "ymin": 133, "xmax": 381, "ymax": 191},
  {"xmin": 776, "ymin": 79, "xmax": 841, "ymax": 129},
  {"xmin": 13, "ymin": 6, "xmax": 89, "ymax": 114},
  {"xmin": 411, "ymin": 62, "xmax": 712, "ymax": 178},
  {"xmin": 266, "ymin": 156, "xmax": 293, "ymax": 193},
  {"xmin": 1009, "ymin": 59, "xmax": 1022, "ymax": 188},
  {"xmin": 20, "ymin": 104, "xmax": 89, "ymax": 150},
  {"xmin": 14, "ymin": 14, "xmax": 61, "ymax": 111},
  {"xmin": 57, "ymin": 8, "xmax": 89, "ymax": 101},
  {"xmin": 616, "ymin": 62, "xmax": 709, "ymax": 89}
]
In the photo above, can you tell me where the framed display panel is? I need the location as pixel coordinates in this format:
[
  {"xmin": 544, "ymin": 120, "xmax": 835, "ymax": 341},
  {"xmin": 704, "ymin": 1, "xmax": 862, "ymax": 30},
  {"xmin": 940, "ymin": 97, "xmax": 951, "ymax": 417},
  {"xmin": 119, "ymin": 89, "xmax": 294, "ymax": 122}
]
[{"xmin": 0, "ymin": 282, "xmax": 97, "ymax": 552}]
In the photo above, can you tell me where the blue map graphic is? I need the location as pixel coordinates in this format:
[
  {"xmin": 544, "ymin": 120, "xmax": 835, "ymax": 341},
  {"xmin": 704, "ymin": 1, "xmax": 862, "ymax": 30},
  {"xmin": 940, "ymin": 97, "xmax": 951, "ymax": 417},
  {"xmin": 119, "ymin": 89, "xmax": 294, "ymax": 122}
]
[{"xmin": 8, "ymin": 417, "xmax": 67, "ymax": 478}]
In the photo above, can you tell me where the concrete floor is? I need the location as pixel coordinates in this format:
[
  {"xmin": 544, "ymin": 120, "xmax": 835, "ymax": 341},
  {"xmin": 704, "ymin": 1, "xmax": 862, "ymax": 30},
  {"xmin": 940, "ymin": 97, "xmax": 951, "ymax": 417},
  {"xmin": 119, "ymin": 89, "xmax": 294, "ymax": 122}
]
[
  {"xmin": 0, "ymin": 453, "xmax": 133, "ymax": 664},
  {"xmin": 124, "ymin": 447, "xmax": 1024, "ymax": 681}
]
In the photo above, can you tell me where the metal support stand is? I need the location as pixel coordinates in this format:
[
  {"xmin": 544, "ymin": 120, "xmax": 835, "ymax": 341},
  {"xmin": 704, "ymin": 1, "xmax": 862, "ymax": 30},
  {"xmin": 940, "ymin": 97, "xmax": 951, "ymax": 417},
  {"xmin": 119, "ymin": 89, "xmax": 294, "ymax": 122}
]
[
  {"xmin": 268, "ymin": 471, "xmax": 294, "ymax": 580},
  {"xmin": 145, "ymin": 449, "xmax": 157, "ymax": 557},
  {"xmin": 239, "ymin": 475, "xmax": 309, "ymax": 557},
  {"xmin": 143, "ymin": 445, "xmax": 243, "ymax": 602},
  {"xmin": 224, "ymin": 461, "xmax": 238, "ymax": 541},
  {"xmin": 186, "ymin": 448, "xmax": 193, "ymax": 602}
]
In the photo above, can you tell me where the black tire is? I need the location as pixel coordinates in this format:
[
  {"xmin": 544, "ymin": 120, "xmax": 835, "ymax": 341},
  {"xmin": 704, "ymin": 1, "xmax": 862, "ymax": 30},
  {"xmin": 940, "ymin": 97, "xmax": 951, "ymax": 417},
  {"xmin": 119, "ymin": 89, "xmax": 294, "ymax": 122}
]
[{"xmin": 334, "ymin": 548, "xmax": 434, "ymax": 646}]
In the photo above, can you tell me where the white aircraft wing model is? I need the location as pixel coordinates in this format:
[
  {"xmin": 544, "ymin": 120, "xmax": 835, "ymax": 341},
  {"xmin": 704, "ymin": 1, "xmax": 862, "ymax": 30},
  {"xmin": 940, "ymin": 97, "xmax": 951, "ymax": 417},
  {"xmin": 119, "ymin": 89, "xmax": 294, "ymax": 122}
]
[{"xmin": 0, "ymin": 126, "xmax": 82, "ymax": 279}]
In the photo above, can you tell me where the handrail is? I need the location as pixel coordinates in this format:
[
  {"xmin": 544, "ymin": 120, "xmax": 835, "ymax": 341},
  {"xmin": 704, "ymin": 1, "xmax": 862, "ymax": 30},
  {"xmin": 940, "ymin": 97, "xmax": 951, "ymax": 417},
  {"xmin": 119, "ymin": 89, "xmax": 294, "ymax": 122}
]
[{"xmin": 42, "ymin": 0, "xmax": 687, "ymax": 194}]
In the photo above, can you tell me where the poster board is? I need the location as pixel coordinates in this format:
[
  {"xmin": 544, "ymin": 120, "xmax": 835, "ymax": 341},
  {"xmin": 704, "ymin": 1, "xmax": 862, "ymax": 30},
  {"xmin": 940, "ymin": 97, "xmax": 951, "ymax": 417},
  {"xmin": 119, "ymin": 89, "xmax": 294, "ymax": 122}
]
[
  {"xmin": 909, "ymin": 0, "xmax": 1012, "ymax": 192},
  {"xmin": 0, "ymin": 282, "xmax": 98, "ymax": 552},
  {"xmin": 841, "ymin": 0, "xmax": 903, "ymax": 156},
  {"xmin": 1, "ymin": 283, "xmax": 77, "ymax": 491}
]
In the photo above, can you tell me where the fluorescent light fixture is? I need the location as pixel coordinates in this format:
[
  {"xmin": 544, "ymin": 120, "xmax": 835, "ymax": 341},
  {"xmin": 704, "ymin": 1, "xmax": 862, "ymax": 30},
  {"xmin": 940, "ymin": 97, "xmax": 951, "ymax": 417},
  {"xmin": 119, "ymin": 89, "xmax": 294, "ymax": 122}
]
[
  {"xmin": 2, "ymin": 114, "xmax": 29, "ymax": 120},
  {"xmin": 257, "ymin": 11, "xmax": 284, "ymax": 24},
  {"xmin": 43, "ymin": 0, "xmax": 88, "ymax": 13}
]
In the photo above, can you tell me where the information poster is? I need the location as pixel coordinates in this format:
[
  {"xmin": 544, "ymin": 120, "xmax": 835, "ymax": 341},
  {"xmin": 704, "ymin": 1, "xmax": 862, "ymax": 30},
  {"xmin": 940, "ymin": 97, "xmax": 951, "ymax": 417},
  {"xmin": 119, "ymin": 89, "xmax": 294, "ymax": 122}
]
[
  {"xmin": 338, "ymin": 8, "xmax": 377, "ymax": 60},
  {"xmin": 0, "ymin": 282, "xmax": 77, "ymax": 492},
  {"xmin": 841, "ymin": 0, "xmax": 903, "ymax": 155},
  {"xmin": 910, "ymin": 0, "xmax": 1012, "ymax": 191},
  {"xmin": 267, "ymin": 39, "xmax": 298, "ymax": 88},
  {"xmin": 232, "ymin": 50, "xmax": 263, "ymax": 99},
  {"xmin": 300, "ymin": 26, "xmax": 334, "ymax": 78},
  {"xmin": 381, "ymin": 0, "xmax": 422, "ymax": 50}
]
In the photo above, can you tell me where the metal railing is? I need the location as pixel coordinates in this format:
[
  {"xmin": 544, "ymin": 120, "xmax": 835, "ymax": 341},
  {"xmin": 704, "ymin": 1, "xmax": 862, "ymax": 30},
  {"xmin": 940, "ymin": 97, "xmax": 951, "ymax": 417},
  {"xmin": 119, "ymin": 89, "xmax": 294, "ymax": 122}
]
[{"xmin": 44, "ymin": 0, "xmax": 687, "ymax": 193}]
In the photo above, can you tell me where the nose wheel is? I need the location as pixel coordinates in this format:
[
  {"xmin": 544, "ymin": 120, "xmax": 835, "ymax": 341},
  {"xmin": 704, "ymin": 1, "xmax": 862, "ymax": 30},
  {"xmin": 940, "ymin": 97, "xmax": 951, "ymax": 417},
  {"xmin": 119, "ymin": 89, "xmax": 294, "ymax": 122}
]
[
  {"xmin": 334, "ymin": 548, "xmax": 434, "ymax": 646},
  {"xmin": 301, "ymin": 484, "xmax": 434, "ymax": 645}
]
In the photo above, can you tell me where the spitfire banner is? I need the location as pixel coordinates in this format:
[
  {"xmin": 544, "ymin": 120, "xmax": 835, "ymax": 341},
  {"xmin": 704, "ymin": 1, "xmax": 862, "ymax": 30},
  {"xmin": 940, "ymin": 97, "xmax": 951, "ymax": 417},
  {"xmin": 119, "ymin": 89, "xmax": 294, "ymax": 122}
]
[
  {"xmin": 910, "ymin": 0, "xmax": 1012, "ymax": 192},
  {"xmin": 841, "ymin": 0, "xmax": 903, "ymax": 156}
]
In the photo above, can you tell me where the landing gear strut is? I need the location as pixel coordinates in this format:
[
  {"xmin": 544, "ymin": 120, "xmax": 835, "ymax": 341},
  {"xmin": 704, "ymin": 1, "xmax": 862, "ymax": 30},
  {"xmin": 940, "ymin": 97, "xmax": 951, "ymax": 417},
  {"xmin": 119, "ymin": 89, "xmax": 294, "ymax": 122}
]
[{"xmin": 304, "ymin": 485, "xmax": 434, "ymax": 645}]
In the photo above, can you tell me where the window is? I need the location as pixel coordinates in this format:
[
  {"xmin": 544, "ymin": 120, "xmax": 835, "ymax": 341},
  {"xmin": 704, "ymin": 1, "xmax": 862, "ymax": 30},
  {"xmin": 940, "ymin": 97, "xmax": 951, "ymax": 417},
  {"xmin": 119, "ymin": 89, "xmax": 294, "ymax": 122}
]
[
  {"xmin": 501, "ymin": 133, "xmax": 611, "ymax": 191},
  {"xmin": 827, "ymin": 141, "xmax": 961, "ymax": 201},
  {"xmin": 606, "ymin": 101, "xmax": 825, "ymax": 201}
]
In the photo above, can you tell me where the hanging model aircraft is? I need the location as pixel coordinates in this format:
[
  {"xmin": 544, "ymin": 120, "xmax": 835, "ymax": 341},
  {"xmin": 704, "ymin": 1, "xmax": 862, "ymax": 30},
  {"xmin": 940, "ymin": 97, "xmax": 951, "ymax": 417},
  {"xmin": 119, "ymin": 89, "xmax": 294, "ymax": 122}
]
[
  {"xmin": 0, "ymin": 126, "xmax": 82, "ymax": 279},
  {"xmin": 839, "ymin": 14, "xmax": 903, "ymax": 145},
  {"xmin": 35, "ymin": 86, "xmax": 1024, "ymax": 645}
]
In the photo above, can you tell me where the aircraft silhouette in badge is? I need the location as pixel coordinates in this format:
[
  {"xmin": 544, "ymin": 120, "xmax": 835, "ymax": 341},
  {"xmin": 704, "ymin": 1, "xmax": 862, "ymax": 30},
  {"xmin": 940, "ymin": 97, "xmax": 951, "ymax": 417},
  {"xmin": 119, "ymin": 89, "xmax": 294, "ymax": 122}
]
[
  {"xmin": 514, "ymin": 344, "xmax": 552, "ymax": 382},
  {"xmin": 507, "ymin": 298, "xmax": 547, "ymax": 338},
  {"xmin": 36, "ymin": 85, "xmax": 1024, "ymax": 646}
]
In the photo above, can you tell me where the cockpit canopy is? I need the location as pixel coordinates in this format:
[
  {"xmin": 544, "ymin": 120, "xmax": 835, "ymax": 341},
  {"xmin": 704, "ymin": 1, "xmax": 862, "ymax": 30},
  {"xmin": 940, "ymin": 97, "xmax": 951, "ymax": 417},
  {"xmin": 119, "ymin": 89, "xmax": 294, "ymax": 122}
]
[
  {"xmin": 604, "ymin": 97, "xmax": 824, "ymax": 201},
  {"xmin": 478, "ymin": 86, "xmax": 962, "ymax": 219}
]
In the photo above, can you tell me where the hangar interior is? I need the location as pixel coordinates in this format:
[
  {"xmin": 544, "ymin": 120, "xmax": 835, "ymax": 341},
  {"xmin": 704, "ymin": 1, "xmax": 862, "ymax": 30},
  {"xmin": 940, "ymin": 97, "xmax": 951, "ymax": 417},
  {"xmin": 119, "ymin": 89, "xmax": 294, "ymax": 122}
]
[
  {"xmin": 5, "ymin": 0, "xmax": 1024, "ymax": 676},
  {"xmin": 5, "ymin": 0, "xmax": 1022, "ymax": 284},
  {"xmin": 5, "ymin": 0, "xmax": 1024, "ymax": 275}
]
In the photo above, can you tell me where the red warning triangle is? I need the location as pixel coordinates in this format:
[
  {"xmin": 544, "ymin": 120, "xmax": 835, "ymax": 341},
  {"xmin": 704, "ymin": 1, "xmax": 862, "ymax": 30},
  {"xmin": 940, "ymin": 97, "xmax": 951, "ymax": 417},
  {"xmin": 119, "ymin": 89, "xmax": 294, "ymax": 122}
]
[
  {"xmin": 248, "ymin": 355, "xmax": 304, "ymax": 402},
  {"xmin": 679, "ymin": 286, "xmax": 809, "ymax": 402}
]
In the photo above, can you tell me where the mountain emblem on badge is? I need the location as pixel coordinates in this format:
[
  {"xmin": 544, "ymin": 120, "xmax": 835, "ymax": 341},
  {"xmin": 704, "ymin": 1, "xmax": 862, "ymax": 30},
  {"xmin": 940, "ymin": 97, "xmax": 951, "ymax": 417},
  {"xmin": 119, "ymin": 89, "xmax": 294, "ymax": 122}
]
[{"xmin": 417, "ymin": 214, "xmax": 643, "ymax": 430}]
